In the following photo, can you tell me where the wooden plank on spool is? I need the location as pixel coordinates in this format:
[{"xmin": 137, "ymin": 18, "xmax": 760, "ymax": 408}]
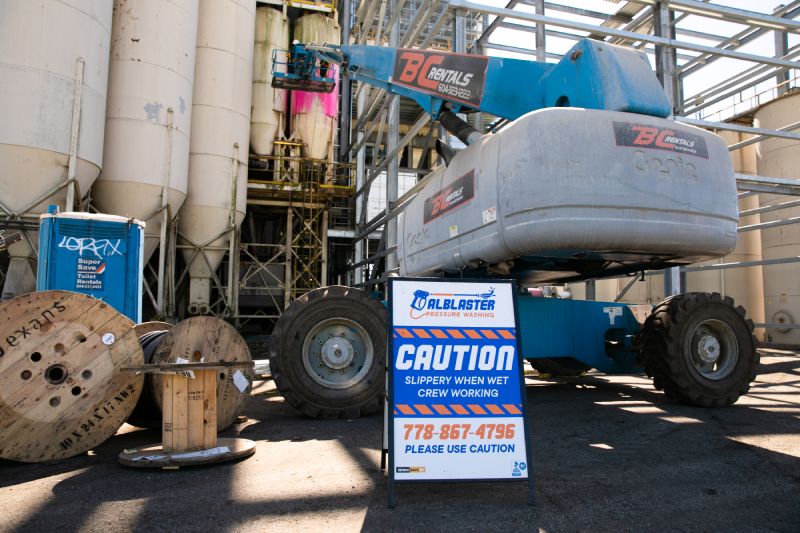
[
  {"xmin": 186, "ymin": 369, "xmax": 209, "ymax": 450},
  {"xmin": 0, "ymin": 290, "xmax": 144, "ymax": 462},
  {"xmin": 133, "ymin": 321, "xmax": 173, "ymax": 339},
  {"xmin": 162, "ymin": 372, "xmax": 174, "ymax": 451},
  {"xmin": 203, "ymin": 368, "xmax": 217, "ymax": 446},
  {"xmin": 171, "ymin": 374, "xmax": 188, "ymax": 452},
  {"xmin": 151, "ymin": 317, "xmax": 253, "ymax": 431}
]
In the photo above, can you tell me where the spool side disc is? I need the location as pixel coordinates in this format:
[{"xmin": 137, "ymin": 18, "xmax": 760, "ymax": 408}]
[
  {"xmin": 0, "ymin": 291, "xmax": 144, "ymax": 462},
  {"xmin": 151, "ymin": 317, "xmax": 253, "ymax": 431},
  {"xmin": 118, "ymin": 437, "xmax": 256, "ymax": 468}
]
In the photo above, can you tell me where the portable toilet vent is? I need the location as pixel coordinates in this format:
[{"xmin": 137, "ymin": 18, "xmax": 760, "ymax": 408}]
[{"xmin": 36, "ymin": 209, "xmax": 145, "ymax": 322}]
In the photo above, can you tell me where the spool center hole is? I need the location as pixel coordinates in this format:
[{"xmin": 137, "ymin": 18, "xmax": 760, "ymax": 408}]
[{"xmin": 44, "ymin": 364, "xmax": 68, "ymax": 385}]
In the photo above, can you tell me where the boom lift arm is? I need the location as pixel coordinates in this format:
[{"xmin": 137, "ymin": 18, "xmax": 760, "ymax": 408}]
[{"xmin": 273, "ymin": 38, "xmax": 672, "ymax": 141}]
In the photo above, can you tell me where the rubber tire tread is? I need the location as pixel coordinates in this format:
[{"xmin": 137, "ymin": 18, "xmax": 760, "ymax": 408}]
[
  {"xmin": 268, "ymin": 286, "xmax": 387, "ymax": 419},
  {"xmin": 638, "ymin": 292, "xmax": 759, "ymax": 407}
]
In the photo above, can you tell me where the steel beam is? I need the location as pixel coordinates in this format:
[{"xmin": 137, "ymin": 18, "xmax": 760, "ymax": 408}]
[
  {"xmin": 448, "ymin": 0, "xmax": 800, "ymax": 70},
  {"xmin": 677, "ymin": 117, "xmax": 800, "ymax": 147}
]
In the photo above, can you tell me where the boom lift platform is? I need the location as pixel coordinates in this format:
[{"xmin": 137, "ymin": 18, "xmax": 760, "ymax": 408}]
[{"xmin": 265, "ymin": 39, "xmax": 758, "ymax": 419}]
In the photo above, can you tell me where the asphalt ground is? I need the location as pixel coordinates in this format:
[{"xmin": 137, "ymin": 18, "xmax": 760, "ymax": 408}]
[{"xmin": 1, "ymin": 350, "xmax": 799, "ymax": 532}]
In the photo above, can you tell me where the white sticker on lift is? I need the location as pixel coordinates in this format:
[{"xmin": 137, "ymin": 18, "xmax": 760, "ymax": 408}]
[
  {"xmin": 101, "ymin": 332, "xmax": 115, "ymax": 345},
  {"xmin": 175, "ymin": 356, "xmax": 196, "ymax": 379},
  {"xmin": 233, "ymin": 370, "xmax": 249, "ymax": 393},
  {"xmin": 449, "ymin": 225, "xmax": 458, "ymax": 238},
  {"xmin": 482, "ymin": 207, "xmax": 497, "ymax": 224},
  {"xmin": 602, "ymin": 306, "xmax": 623, "ymax": 325}
]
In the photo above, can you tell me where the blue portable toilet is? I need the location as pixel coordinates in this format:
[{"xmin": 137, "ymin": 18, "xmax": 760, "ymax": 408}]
[{"xmin": 36, "ymin": 209, "xmax": 145, "ymax": 323}]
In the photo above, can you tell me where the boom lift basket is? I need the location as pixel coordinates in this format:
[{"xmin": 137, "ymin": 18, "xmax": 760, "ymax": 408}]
[{"xmin": 271, "ymin": 48, "xmax": 336, "ymax": 93}]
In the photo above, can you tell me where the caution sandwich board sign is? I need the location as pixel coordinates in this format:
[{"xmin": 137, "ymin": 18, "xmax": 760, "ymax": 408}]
[{"xmin": 386, "ymin": 278, "xmax": 534, "ymax": 506}]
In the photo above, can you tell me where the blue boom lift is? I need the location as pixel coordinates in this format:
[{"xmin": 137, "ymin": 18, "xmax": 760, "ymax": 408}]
[{"xmin": 266, "ymin": 39, "xmax": 758, "ymax": 419}]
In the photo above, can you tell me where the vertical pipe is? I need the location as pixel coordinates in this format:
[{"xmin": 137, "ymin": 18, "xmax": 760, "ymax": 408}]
[
  {"xmin": 354, "ymin": 83, "xmax": 366, "ymax": 285},
  {"xmin": 586, "ymin": 279, "xmax": 596, "ymax": 301},
  {"xmin": 339, "ymin": 0, "xmax": 353, "ymax": 161},
  {"xmin": 386, "ymin": 0, "xmax": 400, "ymax": 272},
  {"xmin": 654, "ymin": 0, "xmax": 682, "ymax": 297},
  {"xmin": 775, "ymin": 10, "xmax": 790, "ymax": 96},
  {"xmin": 227, "ymin": 143, "xmax": 239, "ymax": 318},
  {"xmin": 453, "ymin": 9, "xmax": 466, "ymax": 53},
  {"xmin": 654, "ymin": 1, "xmax": 676, "ymax": 110},
  {"xmin": 167, "ymin": 215, "xmax": 178, "ymax": 319},
  {"xmin": 535, "ymin": 0, "xmax": 545, "ymax": 63},
  {"xmin": 66, "ymin": 58, "xmax": 85, "ymax": 211},
  {"xmin": 284, "ymin": 207, "xmax": 293, "ymax": 308},
  {"xmin": 157, "ymin": 108, "xmax": 175, "ymax": 315},
  {"xmin": 321, "ymin": 210, "xmax": 329, "ymax": 286}
]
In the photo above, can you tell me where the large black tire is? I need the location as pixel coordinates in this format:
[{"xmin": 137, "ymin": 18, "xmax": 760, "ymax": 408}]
[
  {"xmin": 268, "ymin": 286, "xmax": 387, "ymax": 418},
  {"xmin": 638, "ymin": 292, "xmax": 759, "ymax": 407},
  {"xmin": 530, "ymin": 358, "xmax": 590, "ymax": 377}
]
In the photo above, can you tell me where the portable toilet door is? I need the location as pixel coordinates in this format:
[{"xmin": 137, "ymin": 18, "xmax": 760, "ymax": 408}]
[{"xmin": 36, "ymin": 209, "xmax": 145, "ymax": 323}]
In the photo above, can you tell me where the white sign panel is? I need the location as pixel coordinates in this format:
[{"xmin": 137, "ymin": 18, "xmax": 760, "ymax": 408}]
[{"xmin": 388, "ymin": 278, "xmax": 533, "ymax": 495}]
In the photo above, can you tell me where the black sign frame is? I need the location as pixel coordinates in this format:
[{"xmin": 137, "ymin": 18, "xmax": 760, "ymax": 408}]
[{"xmin": 385, "ymin": 277, "xmax": 536, "ymax": 508}]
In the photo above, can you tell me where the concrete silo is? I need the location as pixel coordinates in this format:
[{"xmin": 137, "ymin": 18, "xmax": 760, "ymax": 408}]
[
  {"xmin": 179, "ymin": 0, "xmax": 255, "ymax": 314},
  {"xmin": 93, "ymin": 0, "xmax": 200, "ymax": 262},
  {"xmin": 251, "ymin": 6, "xmax": 289, "ymax": 156},
  {"xmin": 0, "ymin": 0, "xmax": 113, "ymax": 298},
  {"xmin": 290, "ymin": 13, "xmax": 340, "ymax": 161},
  {"xmin": 755, "ymin": 93, "xmax": 800, "ymax": 344}
]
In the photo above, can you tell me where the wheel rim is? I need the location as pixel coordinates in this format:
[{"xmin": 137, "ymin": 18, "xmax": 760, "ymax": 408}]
[
  {"xmin": 686, "ymin": 318, "xmax": 739, "ymax": 380},
  {"xmin": 301, "ymin": 317, "xmax": 374, "ymax": 390}
]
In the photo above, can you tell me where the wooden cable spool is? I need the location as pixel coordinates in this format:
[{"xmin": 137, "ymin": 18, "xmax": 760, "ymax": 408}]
[
  {"xmin": 118, "ymin": 361, "xmax": 256, "ymax": 468},
  {"xmin": 0, "ymin": 290, "xmax": 143, "ymax": 462},
  {"xmin": 150, "ymin": 317, "xmax": 253, "ymax": 431},
  {"xmin": 125, "ymin": 323, "xmax": 173, "ymax": 429}
]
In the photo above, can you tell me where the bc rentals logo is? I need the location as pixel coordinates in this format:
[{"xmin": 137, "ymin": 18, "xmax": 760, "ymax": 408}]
[{"xmin": 409, "ymin": 287, "xmax": 495, "ymax": 319}]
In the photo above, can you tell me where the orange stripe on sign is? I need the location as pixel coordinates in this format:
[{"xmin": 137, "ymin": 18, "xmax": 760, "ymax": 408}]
[
  {"xmin": 412, "ymin": 328, "xmax": 432, "ymax": 338},
  {"xmin": 432, "ymin": 404, "xmax": 452, "ymax": 415},
  {"xmin": 414, "ymin": 404, "xmax": 434, "ymax": 415},
  {"xmin": 503, "ymin": 404, "xmax": 523, "ymax": 415},
  {"xmin": 468, "ymin": 404, "xmax": 487, "ymax": 415},
  {"xmin": 447, "ymin": 329, "xmax": 466, "ymax": 339},
  {"xmin": 450, "ymin": 404, "xmax": 470, "ymax": 415},
  {"xmin": 465, "ymin": 330, "xmax": 483, "ymax": 340},
  {"xmin": 481, "ymin": 329, "xmax": 499, "ymax": 339},
  {"xmin": 396, "ymin": 404, "xmax": 416, "ymax": 415},
  {"xmin": 499, "ymin": 330, "xmax": 516, "ymax": 339},
  {"xmin": 485, "ymin": 404, "xmax": 505, "ymax": 415},
  {"xmin": 430, "ymin": 329, "xmax": 449, "ymax": 339},
  {"xmin": 396, "ymin": 328, "xmax": 414, "ymax": 339}
]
